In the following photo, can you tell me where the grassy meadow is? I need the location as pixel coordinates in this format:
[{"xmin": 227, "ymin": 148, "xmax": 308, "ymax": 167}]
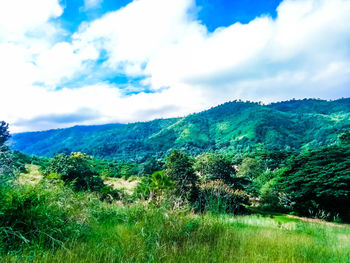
[
  {"xmin": 1, "ymin": 165, "xmax": 349, "ymax": 263},
  {"xmin": 2, "ymin": 205, "xmax": 350, "ymax": 263}
]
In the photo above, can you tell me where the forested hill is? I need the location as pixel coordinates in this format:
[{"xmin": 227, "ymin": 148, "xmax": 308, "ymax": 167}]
[{"xmin": 9, "ymin": 98, "xmax": 350, "ymax": 162}]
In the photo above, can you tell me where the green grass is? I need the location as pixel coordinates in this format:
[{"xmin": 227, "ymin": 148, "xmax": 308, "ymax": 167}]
[
  {"xmin": 1, "ymin": 168, "xmax": 349, "ymax": 263},
  {"xmin": 2, "ymin": 203, "xmax": 349, "ymax": 263}
]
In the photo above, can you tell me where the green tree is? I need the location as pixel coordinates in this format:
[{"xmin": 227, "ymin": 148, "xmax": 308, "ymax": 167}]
[
  {"xmin": 194, "ymin": 153, "xmax": 235, "ymax": 185},
  {"xmin": 0, "ymin": 121, "xmax": 13, "ymax": 184},
  {"xmin": 237, "ymin": 157, "xmax": 264, "ymax": 180},
  {"xmin": 45, "ymin": 152, "xmax": 104, "ymax": 191},
  {"xmin": 279, "ymin": 145, "xmax": 350, "ymax": 220},
  {"xmin": 138, "ymin": 157, "xmax": 164, "ymax": 176},
  {"xmin": 339, "ymin": 131, "xmax": 350, "ymax": 145},
  {"xmin": 165, "ymin": 150, "xmax": 198, "ymax": 202},
  {"xmin": 0, "ymin": 121, "xmax": 10, "ymax": 145}
]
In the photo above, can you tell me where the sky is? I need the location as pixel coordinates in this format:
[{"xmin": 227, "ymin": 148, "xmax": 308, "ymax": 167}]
[{"xmin": 1, "ymin": 0, "xmax": 350, "ymax": 132}]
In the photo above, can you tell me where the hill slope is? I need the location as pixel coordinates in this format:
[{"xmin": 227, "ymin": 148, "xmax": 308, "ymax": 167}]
[{"xmin": 9, "ymin": 98, "xmax": 350, "ymax": 161}]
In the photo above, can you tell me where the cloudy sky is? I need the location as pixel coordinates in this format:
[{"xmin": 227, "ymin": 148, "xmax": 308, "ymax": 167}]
[{"xmin": 1, "ymin": 0, "xmax": 350, "ymax": 132}]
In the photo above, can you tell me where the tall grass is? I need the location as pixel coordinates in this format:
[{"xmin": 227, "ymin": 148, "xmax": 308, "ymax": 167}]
[
  {"xmin": 2, "ymin": 201, "xmax": 349, "ymax": 263},
  {"xmin": 1, "ymin": 166, "xmax": 349, "ymax": 263},
  {"xmin": 0, "ymin": 180, "xmax": 99, "ymax": 256}
]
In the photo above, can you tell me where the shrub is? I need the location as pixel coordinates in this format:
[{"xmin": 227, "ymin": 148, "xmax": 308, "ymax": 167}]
[
  {"xmin": 134, "ymin": 171, "xmax": 174, "ymax": 201},
  {"xmin": 99, "ymin": 185, "xmax": 121, "ymax": 203},
  {"xmin": 44, "ymin": 152, "xmax": 104, "ymax": 191},
  {"xmin": 257, "ymin": 168, "xmax": 288, "ymax": 209},
  {"xmin": 196, "ymin": 180, "xmax": 250, "ymax": 214}
]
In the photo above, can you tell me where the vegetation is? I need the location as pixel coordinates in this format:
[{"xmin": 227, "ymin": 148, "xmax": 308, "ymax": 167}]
[
  {"xmin": 196, "ymin": 180, "xmax": 250, "ymax": 214},
  {"xmin": 278, "ymin": 144, "xmax": 350, "ymax": 220},
  {"xmin": 165, "ymin": 150, "xmax": 198, "ymax": 203},
  {"xmin": 44, "ymin": 152, "xmax": 104, "ymax": 191},
  {"xmin": 9, "ymin": 98, "xmax": 350, "ymax": 161},
  {"xmin": 1, "ymin": 98, "xmax": 350, "ymax": 262},
  {"xmin": 194, "ymin": 153, "xmax": 236, "ymax": 184}
]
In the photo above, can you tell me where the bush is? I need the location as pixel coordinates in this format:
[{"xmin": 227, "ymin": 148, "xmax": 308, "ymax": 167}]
[
  {"xmin": 134, "ymin": 171, "xmax": 174, "ymax": 201},
  {"xmin": 45, "ymin": 152, "xmax": 104, "ymax": 191},
  {"xmin": 99, "ymin": 186, "xmax": 121, "ymax": 203},
  {"xmin": 257, "ymin": 168, "xmax": 288, "ymax": 209},
  {"xmin": 196, "ymin": 180, "xmax": 250, "ymax": 214},
  {"xmin": 0, "ymin": 184, "xmax": 86, "ymax": 253}
]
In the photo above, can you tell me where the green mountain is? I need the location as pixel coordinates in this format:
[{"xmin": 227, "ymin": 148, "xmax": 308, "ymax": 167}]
[{"xmin": 9, "ymin": 98, "xmax": 350, "ymax": 162}]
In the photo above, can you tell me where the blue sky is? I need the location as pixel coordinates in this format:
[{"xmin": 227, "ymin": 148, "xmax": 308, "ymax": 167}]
[
  {"xmin": 59, "ymin": 0, "xmax": 283, "ymax": 32},
  {"xmin": 1, "ymin": 0, "xmax": 350, "ymax": 132}
]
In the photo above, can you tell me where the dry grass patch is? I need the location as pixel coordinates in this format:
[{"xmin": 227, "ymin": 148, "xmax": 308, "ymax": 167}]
[
  {"xmin": 17, "ymin": 164, "xmax": 43, "ymax": 185},
  {"xmin": 104, "ymin": 177, "xmax": 140, "ymax": 195}
]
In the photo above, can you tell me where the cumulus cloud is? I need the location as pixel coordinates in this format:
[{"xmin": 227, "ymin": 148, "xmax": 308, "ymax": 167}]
[
  {"xmin": 1, "ymin": 0, "xmax": 350, "ymax": 132},
  {"xmin": 74, "ymin": 0, "xmax": 350, "ymax": 100},
  {"xmin": 0, "ymin": 0, "xmax": 62, "ymax": 39},
  {"xmin": 74, "ymin": 0, "xmax": 200, "ymax": 76}
]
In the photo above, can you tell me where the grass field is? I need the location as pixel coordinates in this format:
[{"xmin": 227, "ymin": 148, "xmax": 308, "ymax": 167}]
[
  {"xmin": 2, "ymin": 203, "xmax": 349, "ymax": 263},
  {"xmin": 1, "ymin": 165, "xmax": 349, "ymax": 263}
]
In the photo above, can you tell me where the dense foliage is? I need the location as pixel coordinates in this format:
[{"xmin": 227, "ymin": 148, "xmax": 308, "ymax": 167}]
[
  {"xmin": 194, "ymin": 153, "xmax": 236, "ymax": 185},
  {"xmin": 134, "ymin": 171, "xmax": 174, "ymax": 200},
  {"xmin": 165, "ymin": 150, "xmax": 198, "ymax": 203},
  {"xmin": 196, "ymin": 180, "xmax": 250, "ymax": 214},
  {"xmin": 0, "ymin": 121, "xmax": 10, "ymax": 145},
  {"xmin": 0, "ymin": 121, "xmax": 14, "ymax": 184},
  {"xmin": 0, "ymin": 183, "xmax": 87, "ymax": 253},
  {"xmin": 9, "ymin": 98, "xmax": 350, "ymax": 161},
  {"xmin": 44, "ymin": 152, "xmax": 104, "ymax": 191},
  {"xmin": 279, "ymin": 145, "xmax": 350, "ymax": 220}
]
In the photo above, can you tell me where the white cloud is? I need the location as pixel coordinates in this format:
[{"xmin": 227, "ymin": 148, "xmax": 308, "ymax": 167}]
[
  {"xmin": 1, "ymin": 0, "xmax": 350, "ymax": 132},
  {"xmin": 5, "ymin": 83, "xmax": 206, "ymax": 132},
  {"xmin": 74, "ymin": 0, "xmax": 350, "ymax": 100},
  {"xmin": 0, "ymin": 0, "xmax": 62, "ymax": 40},
  {"xmin": 35, "ymin": 41, "xmax": 99, "ymax": 87},
  {"xmin": 74, "ymin": 0, "xmax": 201, "ymax": 76}
]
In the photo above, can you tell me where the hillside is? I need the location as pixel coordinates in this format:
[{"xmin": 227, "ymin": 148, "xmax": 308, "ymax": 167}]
[{"xmin": 9, "ymin": 98, "xmax": 350, "ymax": 161}]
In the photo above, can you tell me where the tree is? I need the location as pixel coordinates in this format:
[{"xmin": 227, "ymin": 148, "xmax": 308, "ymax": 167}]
[
  {"xmin": 0, "ymin": 122, "xmax": 13, "ymax": 184},
  {"xmin": 165, "ymin": 150, "xmax": 198, "ymax": 202},
  {"xmin": 194, "ymin": 153, "xmax": 235, "ymax": 185},
  {"xmin": 237, "ymin": 157, "xmax": 264, "ymax": 180},
  {"xmin": 0, "ymin": 121, "xmax": 10, "ymax": 145},
  {"xmin": 45, "ymin": 152, "xmax": 104, "ymax": 191},
  {"xmin": 0, "ymin": 145, "xmax": 13, "ymax": 184},
  {"xmin": 279, "ymin": 145, "xmax": 350, "ymax": 220},
  {"xmin": 138, "ymin": 157, "xmax": 164, "ymax": 176},
  {"xmin": 339, "ymin": 131, "xmax": 350, "ymax": 145}
]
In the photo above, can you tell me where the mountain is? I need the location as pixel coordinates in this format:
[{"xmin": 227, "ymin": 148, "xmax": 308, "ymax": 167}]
[{"xmin": 9, "ymin": 98, "xmax": 350, "ymax": 162}]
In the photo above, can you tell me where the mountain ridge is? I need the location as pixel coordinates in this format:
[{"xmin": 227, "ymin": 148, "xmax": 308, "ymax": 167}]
[{"xmin": 9, "ymin": 98, "xmax": 350, "ymax": 161}]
